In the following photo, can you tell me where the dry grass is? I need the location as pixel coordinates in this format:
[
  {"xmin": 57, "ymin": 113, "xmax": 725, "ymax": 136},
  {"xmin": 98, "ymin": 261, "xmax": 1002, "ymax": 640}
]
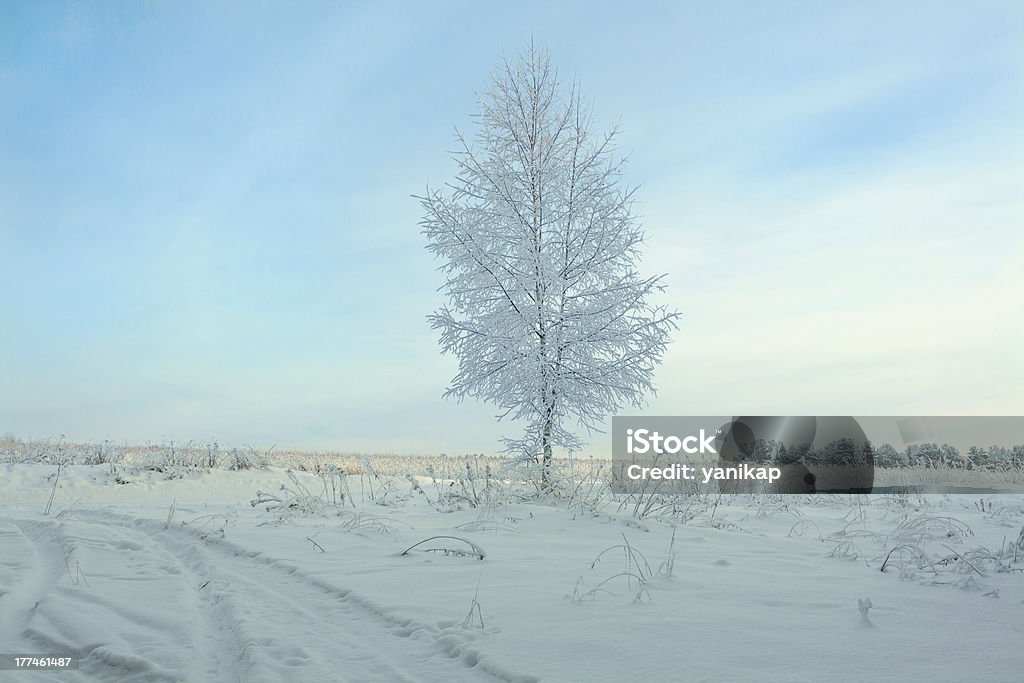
[{"xmin": 3, "ymin": 436, "xmax": 1021, "ymax": 497}]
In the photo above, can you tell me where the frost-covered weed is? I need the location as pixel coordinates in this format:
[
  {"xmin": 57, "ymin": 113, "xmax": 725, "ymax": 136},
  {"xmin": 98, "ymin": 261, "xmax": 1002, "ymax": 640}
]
[
  {"xmin": 251, "ymin": 470, "xmax": 327, "ymax": 516},
  {"xmin": 572, "ymin": 532, "xmax": 676, "ymax": 604}
]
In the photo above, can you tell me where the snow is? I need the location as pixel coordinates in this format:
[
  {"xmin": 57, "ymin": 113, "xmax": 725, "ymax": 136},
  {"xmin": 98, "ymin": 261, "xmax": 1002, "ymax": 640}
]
[{"xmin": 1, "ymin": 463, "xmax": 1022, "ymax": 682}]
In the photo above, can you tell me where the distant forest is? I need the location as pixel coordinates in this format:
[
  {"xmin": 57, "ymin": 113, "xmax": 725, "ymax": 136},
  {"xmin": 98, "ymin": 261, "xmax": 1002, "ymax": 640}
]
[{"xmin": 730, "ymin": 438, "xmax": 1024, "ymax": 470}]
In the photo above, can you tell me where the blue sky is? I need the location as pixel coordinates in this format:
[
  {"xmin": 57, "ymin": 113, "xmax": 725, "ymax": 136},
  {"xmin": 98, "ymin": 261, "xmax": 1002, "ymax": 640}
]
[{"xmin": 2, "ymin": 1, "xmax": 1021, "ymax": 455}]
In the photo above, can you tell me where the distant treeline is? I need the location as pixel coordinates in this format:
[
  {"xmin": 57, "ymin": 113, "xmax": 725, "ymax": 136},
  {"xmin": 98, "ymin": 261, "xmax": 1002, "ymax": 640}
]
[{"xmin": 726, "ymin": 438, "xmax": 1024, "ymax": 470}]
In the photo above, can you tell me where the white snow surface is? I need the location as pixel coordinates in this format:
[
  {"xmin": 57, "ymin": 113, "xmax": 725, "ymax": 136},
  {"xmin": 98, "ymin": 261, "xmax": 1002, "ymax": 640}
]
[{"xmin": 1, "ymin": 464, "xmax": 1022, "ymax": 682}]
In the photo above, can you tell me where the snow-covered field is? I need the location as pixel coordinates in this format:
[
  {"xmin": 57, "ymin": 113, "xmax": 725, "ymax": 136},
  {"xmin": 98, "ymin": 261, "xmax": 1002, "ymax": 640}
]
[{"xmin": 1, "ymin": 460, "xmax": 1022, "ymax": 682}]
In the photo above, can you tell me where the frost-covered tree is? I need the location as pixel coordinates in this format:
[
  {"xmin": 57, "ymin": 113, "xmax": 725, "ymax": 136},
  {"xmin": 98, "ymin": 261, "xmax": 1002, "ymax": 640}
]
[
  {"xmin": 1011, "ymin": 445, "xmax": 1024, "ymax": 469},
  {"xmin": 966, "ymin": 445, "xmax": 987, "ymax": 469},
  {"xmin": 874, "ymin": 443, "xmax": 902, "ymax": 468},
  {"xmin": 419, "ymin": 43, "xmax": 679, "ymax": 483}
]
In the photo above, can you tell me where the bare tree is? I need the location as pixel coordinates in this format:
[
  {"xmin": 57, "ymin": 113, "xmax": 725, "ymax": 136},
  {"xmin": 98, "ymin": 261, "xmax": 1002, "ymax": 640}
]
[{"xmin": 419, "ymin": 42, "xmax": 680, "ymax": 485}]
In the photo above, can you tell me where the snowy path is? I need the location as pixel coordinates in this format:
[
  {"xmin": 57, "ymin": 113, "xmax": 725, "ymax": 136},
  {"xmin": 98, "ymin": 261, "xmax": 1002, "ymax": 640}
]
[
  {"xmin": 2, "ymin": 465, "xmax": 1022, "ymax": 682},
  {"xmin": 0, "ymin": 510, "xmax": 534, "ymax": 683}
]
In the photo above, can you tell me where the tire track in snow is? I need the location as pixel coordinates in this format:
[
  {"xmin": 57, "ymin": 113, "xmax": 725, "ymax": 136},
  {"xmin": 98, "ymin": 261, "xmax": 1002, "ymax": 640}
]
[
  {"xmin": 0, "ymin": 520, "xmax": 65, "ymax": 650},
  {"xmin": 67, "ymin": 509, "xmax": 538, "ymax": 682},
  {"xmin": 46, "ymin": 516, "xmax": 252, "ymax": 683},
  {"xmin": 0, "ymin": 517, "xmax": 191, "ymax": 682},
  {"xmin": 57, "ymin": 515, "xmax": 246, "ymax": 683}
]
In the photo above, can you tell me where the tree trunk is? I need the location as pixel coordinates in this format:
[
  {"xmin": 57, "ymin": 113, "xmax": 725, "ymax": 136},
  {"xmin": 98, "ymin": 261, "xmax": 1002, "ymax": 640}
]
[{"xmin": 541, "ymin": 414, "xmax": 553, "ymax": 490}]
